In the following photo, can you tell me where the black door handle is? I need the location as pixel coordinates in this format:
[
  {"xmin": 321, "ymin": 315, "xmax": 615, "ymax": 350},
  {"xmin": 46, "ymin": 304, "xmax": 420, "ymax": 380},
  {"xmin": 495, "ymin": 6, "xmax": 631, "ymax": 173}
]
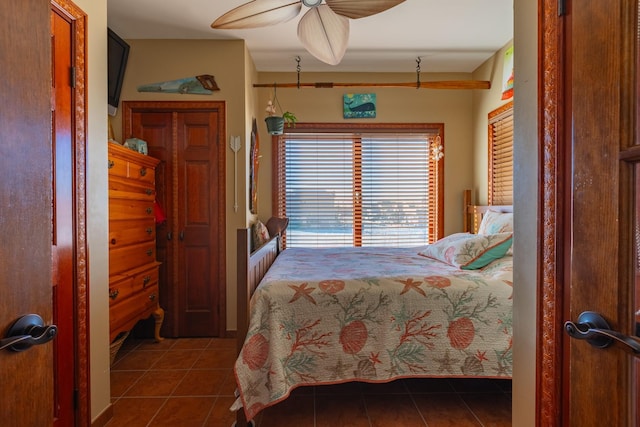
[
  {"xmin": 564, "ymin": 311, "xmax": 640, "ymax": 354},
  {"xmin": 0, "ymin": 314, "xmax": 58, "ymax": 352}
]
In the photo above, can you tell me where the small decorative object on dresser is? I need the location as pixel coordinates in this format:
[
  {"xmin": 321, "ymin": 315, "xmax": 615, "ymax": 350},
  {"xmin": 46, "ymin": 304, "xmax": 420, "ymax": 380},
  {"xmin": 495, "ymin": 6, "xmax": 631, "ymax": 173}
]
[{"xmin": 107, "ymin": 142, "xmax": 164, "ymax": 345}]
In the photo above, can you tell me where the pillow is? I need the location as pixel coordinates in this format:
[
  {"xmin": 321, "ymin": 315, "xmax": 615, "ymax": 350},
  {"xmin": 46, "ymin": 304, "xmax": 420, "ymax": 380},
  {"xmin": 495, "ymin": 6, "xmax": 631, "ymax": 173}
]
[
  {"xmin": 251, "ymin": 220, "xmax": 270, "ymax": 250},
  {"xmin": 418, "ymin": 232, "xmax": 513, "ymax": 270},
  {"xmin": 477, "ymin": 210, "xmax": 513, "ymax": 234}
]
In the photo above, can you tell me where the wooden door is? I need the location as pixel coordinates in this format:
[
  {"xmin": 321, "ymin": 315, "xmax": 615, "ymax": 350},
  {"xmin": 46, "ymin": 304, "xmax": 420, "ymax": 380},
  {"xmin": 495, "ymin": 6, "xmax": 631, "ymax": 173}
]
[
  {"xmin": 0, "ymin": 1, "xmax": 55, "ymax": 424},
  {"xmin": 122, "ymin": 101, "xmax": 227, "ymax": 337},
  {"xmin": 540, "ymin": 0, "xmax": 640, "ymax": 425},
  {"xmin": 51, "ymin": 7, "xmax": 76, "ymax": 426}
]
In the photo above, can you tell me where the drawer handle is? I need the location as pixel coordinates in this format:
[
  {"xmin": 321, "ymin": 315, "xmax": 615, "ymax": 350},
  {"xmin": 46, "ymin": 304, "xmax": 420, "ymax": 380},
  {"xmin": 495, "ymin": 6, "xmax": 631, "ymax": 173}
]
[
  {"xmin": 146, "ymin": 249, "xmax": 153, "ymax": 256},
  {"xmin": 145, "ymin": 188, "xmax": 153, "ymax": 196},
  {"xmin": 146, "ymin": 207, "xmax": 153, "ymax": 215},
  {"xmin": 146, "ymin": 227, "xmax": 153, "ymax": 235},
  {"xmin": 110, "ymin": 238, "xmax": 117, "ymax": 245},
  {"xmin": 143, "ymin": 275, "xmax": 151, "ymax": 286},
  {"xmin": 109, "ymin": 289, "xmax": 119, "ymax": 300},
  {"xmin": 149, "ymin": 293, "xmax": 157, "ymax": 301},
  {"xmin": 139, "ymin": 167, "xmax": 147, "ymax": 177},
  {"xmin": 108, "ymin": 160, "xmax": 114, "ymax": 169}
]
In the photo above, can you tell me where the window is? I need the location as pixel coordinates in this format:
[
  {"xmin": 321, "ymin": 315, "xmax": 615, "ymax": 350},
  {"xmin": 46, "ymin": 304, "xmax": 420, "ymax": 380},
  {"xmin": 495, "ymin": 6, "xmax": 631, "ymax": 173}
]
[
  {"xmin": 273, "ymin": 124, "xmax": 444, "ymax": 248},
  {"xmin": 488, "ymin": 102, "xmax": 514, "ymax": 205}
]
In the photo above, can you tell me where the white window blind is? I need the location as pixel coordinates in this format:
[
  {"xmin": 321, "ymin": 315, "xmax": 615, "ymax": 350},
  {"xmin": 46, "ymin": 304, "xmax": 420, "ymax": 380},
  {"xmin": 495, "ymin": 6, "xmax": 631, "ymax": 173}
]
[
  {"xmin": 274, "ymin": 126, "xmax": 443, "ymax": 248},
  {"xmin": 489, "ymin": 102, "xmax": 514, "ymax": 205}
]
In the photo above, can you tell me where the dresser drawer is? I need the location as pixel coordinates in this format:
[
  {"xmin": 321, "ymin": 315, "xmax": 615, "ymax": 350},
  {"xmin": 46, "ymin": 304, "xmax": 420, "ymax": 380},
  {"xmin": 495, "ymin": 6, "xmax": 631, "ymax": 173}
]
[
  {"xmin": 109, "ymin": 241, "xmax": 157, "ymax": 275},
  {"xmin": 109, "ymin": 219, "xmax": 155, "ymax": 248},
  {"xmin": 109, "ymin": 198, "xmax": 155, "ymax": 221},
  {"xmin": 109, "ymin": 263, "xmax": 159, "ymax": 306},
  {"xmin": 109, "ymin": 175, "xmax": 155, "ymax": 200},
  {"xmin": 109, "ymin": 284, "xmax": 159, "ymax": 336},
  {"xmin": 108, "ymin": 154, "xmax": 156, "ymax": 185}
]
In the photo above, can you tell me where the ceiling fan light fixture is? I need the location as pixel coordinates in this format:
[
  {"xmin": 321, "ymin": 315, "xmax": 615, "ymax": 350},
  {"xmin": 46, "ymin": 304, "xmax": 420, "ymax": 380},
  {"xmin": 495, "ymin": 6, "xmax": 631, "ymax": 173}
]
[
  {"xmin": 302, "ymin": 0, "xmax": 323, "ymax": 7},
  {"xmin": 297, "ymin": 4, "xmax": 349, "ymax": 65}
]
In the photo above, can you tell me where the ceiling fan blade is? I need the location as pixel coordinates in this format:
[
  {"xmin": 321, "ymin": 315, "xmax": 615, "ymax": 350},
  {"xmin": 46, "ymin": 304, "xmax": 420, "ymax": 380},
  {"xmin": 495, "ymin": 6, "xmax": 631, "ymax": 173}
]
[
  {"xmin": 211, "ymin": 0, "xmax": 302, "ymax": 29},
  {"xmin": 297, "ymin": 5, "xmax": 349, "ymax": 65},
  {"xmin": 325, "ymin": 0, "xmax": 405, "ymax": 19}
]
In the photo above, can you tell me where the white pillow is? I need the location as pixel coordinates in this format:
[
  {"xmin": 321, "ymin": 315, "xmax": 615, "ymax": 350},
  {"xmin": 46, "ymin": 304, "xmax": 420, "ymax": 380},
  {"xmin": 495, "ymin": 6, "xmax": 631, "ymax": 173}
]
[{"xmin": 478, "ymin": 210, "xmax": 513, "ymax": 234}]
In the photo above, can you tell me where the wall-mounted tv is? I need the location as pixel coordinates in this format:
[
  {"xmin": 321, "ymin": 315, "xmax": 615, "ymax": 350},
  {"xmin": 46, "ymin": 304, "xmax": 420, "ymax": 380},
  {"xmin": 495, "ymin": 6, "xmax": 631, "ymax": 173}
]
[{"xmin": 107, "ymin": 28, "xmax": 130, "ymax": 116}]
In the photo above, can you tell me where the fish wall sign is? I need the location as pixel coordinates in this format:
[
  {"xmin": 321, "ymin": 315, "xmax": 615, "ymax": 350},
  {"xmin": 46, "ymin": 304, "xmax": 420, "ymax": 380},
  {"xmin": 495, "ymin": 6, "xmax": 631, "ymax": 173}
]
[
  {"xmin": 137, "ymin": 74, "xmax": 220, "ymax": 95},
  {"xmin": 343, "ymin": 93, "xmax": 376, "ymax": 119}
]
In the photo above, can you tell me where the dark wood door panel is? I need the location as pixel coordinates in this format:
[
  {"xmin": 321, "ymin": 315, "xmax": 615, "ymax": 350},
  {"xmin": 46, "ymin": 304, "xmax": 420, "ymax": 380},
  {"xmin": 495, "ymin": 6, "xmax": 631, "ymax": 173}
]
[{"xmin": 123, "ymin": 101, "xmax": 226, "ymax": 338}]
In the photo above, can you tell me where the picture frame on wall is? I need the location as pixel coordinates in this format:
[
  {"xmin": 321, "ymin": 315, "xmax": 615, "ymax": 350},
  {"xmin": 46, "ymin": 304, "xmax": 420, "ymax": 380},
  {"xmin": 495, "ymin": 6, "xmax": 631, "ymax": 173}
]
[{"xmin": 343, "ymin": 93, "xmax": 376, "ymax": 119}]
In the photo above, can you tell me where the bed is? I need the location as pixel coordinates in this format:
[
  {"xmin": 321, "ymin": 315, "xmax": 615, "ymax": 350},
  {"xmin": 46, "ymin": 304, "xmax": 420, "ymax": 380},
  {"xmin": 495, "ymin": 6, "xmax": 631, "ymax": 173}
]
[{"xmin": 233, "ymin": 191, "xmax": 513, "ymax": 425}]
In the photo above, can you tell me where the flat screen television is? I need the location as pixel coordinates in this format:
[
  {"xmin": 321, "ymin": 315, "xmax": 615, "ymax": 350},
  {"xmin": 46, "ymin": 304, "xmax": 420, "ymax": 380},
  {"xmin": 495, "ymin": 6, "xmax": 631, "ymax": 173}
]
[{"xmin": 107, "ymin": 28, "xmax": 130, "ymax": 116}]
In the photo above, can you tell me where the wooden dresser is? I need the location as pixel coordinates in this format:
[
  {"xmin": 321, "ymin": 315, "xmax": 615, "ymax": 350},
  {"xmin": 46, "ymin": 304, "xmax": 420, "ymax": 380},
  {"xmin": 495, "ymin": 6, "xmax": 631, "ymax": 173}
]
[{"xmin": 108, "ymin": 142, "xmax": 164, "ymax": 342}]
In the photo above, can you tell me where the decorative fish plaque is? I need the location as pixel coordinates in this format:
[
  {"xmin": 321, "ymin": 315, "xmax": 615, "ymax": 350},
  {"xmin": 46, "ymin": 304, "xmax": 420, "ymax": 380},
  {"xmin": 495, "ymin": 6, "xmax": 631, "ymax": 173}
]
[{"xmin": 137, "ymin": 74, "xmax": 220, "ymax": 94}]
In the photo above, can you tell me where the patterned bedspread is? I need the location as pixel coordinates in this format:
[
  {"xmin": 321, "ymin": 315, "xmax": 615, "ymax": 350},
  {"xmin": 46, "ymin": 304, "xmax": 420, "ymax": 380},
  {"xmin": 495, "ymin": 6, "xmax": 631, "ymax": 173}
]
[{"xmin": 234, "ymin": 247, "xmax": 513, "ymax": 420}]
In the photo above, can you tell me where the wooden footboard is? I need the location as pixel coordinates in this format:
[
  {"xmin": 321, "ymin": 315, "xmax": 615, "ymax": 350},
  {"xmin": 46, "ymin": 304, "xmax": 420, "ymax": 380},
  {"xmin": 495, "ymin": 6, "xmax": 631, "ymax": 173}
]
[
  {"xmin": 236, "ymin": 229, "xmax": 280, "ymax": 353},
  {"xmin": 236, "ymin": 229, "xmax": 280, "ymax": 427}
]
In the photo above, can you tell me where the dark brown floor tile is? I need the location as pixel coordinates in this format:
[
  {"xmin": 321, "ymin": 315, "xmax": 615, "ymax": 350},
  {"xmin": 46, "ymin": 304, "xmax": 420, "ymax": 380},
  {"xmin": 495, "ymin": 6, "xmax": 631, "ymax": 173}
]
[
  {"xmin": 405, "ymin": 377, "xmax": 456, "ymax": 393},
  {"xmin": 258, "ymin": 395, "xmax": 315, "ymax": 427},
  {"xmin": 413, "ymin": 394, "xmax": 482, "ymax": 427},
  {"xmin": 111, "ymin": 349, "xmax": 165, "ymax": 371},
  {"xmin": 110, "ymin": 370, "xmax": 145, "ymax": 397},
  {"xmin": 193, "ymin": 348, "xmax": 237, "ymax": 369},
  {"xmin": 171, "ymin": 337, "xmax": 213, "ymax": 350},
  {"xmin": 461, "ymin": 393, "xmax": 512, "ymax": 427},
  {"xmin": 365, "ymin": 394, "xmax": 426, "ymax": 427},
  {"xmin": 105, "ymin": 397, "xmax": 165, "ymax": 427},
  {"xmin": 360, "ymin": 379, "xmax": 408, "ymax": 394},
  {"xmin": 219, "ymin": 370, "xmax": 239, "ymax": 396},
  {"xmin": 124, "ymin": 369, "xmax": 187, "ymax": 397},
  {"xmin": 448, "ymin": 378, "xmax": 504, "ymax": 393},
  {"xmin": 135, "ymin": 338, "xmax": 177, "ymax": 351},
  {"xmin": 172, "ymin": 369, "xmax": 228, "ymax": 396},
  {"xmin": 208, "ymin": 337, "xmax": 237, "ymax": 349},
  {"xmin": 152, "ymin": 349, "xmax": 203, "ymax": 370},
  {"xmin": 150, "ymin": 396, "xmax": 216, "ymax": 427},
  {"xmin": 315, "ymin": 381, "xmax": 362, "ymax": 395},
  {"xmin": 316, "ymin": 394, "xmax": 370, "ymax": 427},
  {"xmin": 204, "ymin": 396, "xmax": 238, "ymax": 427}
]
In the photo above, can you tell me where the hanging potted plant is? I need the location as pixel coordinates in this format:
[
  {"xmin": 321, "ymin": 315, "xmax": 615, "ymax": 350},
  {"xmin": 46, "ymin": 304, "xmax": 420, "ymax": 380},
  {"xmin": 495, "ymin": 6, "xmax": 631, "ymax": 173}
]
[{"xmin": 265, "ymin": 90, "xmax": 297, "ymax": 135}]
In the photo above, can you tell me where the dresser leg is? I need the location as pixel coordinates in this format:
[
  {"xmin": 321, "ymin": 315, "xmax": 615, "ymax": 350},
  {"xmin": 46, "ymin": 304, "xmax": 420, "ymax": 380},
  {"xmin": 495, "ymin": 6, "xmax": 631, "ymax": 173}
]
[{"xmin": 152, "ymin": 306, "xmax": 164, "ymax": 342}]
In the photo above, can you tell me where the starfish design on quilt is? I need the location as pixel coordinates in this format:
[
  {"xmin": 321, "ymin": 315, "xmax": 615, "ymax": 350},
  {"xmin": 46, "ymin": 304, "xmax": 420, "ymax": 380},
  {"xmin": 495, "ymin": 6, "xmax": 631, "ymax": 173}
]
[
  {"xmin": 327, "ymin": 358, "xmax": 353, "ymax": 380},
  {"xmin": 434, "ymin": 349, "xmax": 460, "ymax": 374},
  {"xmin": 397, "ymin": 277, "xmax": 426, "ymax": 296},
  {"xmin": 288, "ymin": 282, "xmax": 317, "ymax": 305}
]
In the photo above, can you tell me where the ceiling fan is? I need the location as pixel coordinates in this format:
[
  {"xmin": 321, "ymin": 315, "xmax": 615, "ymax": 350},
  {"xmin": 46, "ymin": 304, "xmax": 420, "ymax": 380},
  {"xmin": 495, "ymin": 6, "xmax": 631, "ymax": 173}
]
[{"xmin": 211, "ymin": 0, "xmax": 406, "ymax": 66}]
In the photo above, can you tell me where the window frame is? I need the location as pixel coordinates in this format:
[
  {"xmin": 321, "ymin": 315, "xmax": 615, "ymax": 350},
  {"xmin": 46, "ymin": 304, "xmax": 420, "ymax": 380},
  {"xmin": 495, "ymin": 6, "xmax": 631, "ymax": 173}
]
[{"xmin": 271, "ymin": 122, "xmax": 445, "ymax": 247}]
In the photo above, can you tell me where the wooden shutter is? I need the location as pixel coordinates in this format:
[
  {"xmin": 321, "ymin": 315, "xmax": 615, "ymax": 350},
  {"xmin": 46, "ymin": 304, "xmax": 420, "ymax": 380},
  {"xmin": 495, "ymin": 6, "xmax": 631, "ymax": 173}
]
[{"xmin": 488, "ymin": 102, "xmax": 514, "ymax": 205}]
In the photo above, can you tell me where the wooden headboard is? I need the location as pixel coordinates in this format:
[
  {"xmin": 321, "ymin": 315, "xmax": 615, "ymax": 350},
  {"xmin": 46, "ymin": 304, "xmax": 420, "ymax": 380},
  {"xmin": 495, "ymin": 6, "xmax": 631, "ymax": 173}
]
[{"xmin": 462, "ymin": 189, "xmax": 513, "ymax": 234}]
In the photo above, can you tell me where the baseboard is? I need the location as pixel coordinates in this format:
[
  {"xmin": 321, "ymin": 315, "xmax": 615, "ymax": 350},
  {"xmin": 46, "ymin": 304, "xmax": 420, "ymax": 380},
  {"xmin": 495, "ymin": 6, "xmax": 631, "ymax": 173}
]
[
  {"xmin": 91, "ymin": 403, "xmax": 113, "ymax": 427},
  {"xmin": 225, "ymin": 330, "xmax": 237, "ymax": 339}
]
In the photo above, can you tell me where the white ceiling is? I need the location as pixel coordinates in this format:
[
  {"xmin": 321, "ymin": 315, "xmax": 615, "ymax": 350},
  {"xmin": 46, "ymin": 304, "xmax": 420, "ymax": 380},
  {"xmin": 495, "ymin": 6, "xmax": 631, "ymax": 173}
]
[{"xmin": 107, "ymin": 0, "xmax": 513, "ymax": 73}]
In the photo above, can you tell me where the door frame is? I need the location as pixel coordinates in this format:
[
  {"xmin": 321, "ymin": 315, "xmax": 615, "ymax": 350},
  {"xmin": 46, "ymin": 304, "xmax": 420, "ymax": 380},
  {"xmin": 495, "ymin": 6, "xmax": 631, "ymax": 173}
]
[
  {"xmin": 51, "ymin": 0, "xmax": 90, "ymax": 424},
  {"xmin": 538, "ymin": 0, "xmax": 567, "ymax": 423}
]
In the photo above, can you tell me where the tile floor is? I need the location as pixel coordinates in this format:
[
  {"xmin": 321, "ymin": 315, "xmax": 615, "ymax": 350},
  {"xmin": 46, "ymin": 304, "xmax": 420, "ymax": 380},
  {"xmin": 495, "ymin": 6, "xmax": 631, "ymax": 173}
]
[{"xmin": 108, "ymin": 337, "xmax": 512, "ymax": 427}]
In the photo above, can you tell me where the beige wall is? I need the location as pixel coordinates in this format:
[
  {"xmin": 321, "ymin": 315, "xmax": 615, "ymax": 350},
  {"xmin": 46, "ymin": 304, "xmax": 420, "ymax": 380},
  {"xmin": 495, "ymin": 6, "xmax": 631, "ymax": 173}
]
[
  {"xmin": 110, "ymin": 39, "xmax": 252, "ymax": 332},
  {"xmin": 513, "ymin": 0, "xmax": 537, "ymax": 425},
  {"xmin": 255, "ymin": 71, "xmax": 477, "ymax": 237},
  {"xmin": 472, "ymin": 42, "xmax": 514, "ymax": 205}
]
